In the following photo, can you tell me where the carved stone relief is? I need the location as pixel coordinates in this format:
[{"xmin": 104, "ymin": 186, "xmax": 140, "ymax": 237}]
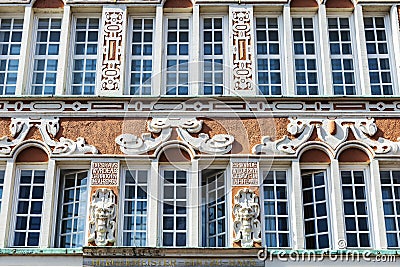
[
  {"xmin": 233, "ymin": 188, "xmax": 262, "ymax": 248},
  {"xmin": 0, "ymin": 118, "xmax": 98, "ymax": 156},
  {"xmin": 230, "ymin": 6, "xmax": 254, "ymax": 93},
  {"xmin": 253, "ymin": 117, "xmax": 400, "ymax": 156},
  {"xmin": 116, "ymin": 118, "xmax": 234, "ymax": 155},
  {"xmin": 88, "ymin": 188, "xmax": 117, "ymax": 246},
  {"xmin": 100, "ymin": 8, "xmax": 125, "ymax": 95}
]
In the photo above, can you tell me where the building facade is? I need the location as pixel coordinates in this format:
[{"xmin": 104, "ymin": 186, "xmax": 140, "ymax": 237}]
[{"xmin": 0, "ymin": 0, "xmax": 400, "ymax": 266}]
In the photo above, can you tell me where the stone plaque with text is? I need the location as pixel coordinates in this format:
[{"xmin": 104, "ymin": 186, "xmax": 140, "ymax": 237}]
[
  {"xmin": 91, "ymin": 161, "xmax": 120, "ymax": 186},
  {"xmin": 231, "ymin": 161, "xmax": 259, "ymax": 186}
]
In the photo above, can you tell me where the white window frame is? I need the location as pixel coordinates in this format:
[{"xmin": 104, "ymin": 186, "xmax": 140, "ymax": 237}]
[
  {"xmin": 9, "ymin": 164, "xmax": 48, "ymax": 247},
  {"xmin": 126, "ymin": 15, "xmax": 155, "ymax": 96},
  {"xmin": 326, "ymin": 13, "xmax": 360, "ymax": 95},
  {"xmin": 260, "ymin": 166, "xmax": 292, "ymax": 248},
  {"xmin": 0, "ymin": 15, "xmax": 24, "ymax": 96},
  {"xmin": 27, "ymin": 15, "xmax": 63, "ymax": 95},
  {"xmin": 254, "ymin": 12, "xmax": 285, "ymax": 96},
  {"xmin": 363, "ymin": 12, "xmax": 397, "ymax": 95},
  {"xmin": 291, "ymin": 13, "xmax": 323, "ymax": 96},
  {"xmin": 339, "ymin": 164, "xmax": 373, "ymax": 249},
  {"xmin": 299, "ymin": 165, "xmax": 332, "ymax": 249},
  {"xmin": 199, "ymin": 14, "xmax": 228, "ymax": 95},
  {"xmin": 163, "ymin": 14, "xmax": 192, "ymax": 96},
  {"xmin": 378, "ymin": 167, "xmax": 400, "ymax": 248},
  {"xmin": 67, "ymin": 14, "xmax": 101, "ymax": 96},
  {"xmin": 118, "ymin": 166, "xmax": 150, "ymax": 246},
  {"xmin": 201, "ymin": 168, "xmax": 227, "ymax": 247}
]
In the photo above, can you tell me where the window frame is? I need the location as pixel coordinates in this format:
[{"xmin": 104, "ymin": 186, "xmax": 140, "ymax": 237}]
[
  {"xmin": 260, "ymin": 166, "xmax": 292, "ymax": 248},
  {"xmin": 67, "ymin": 13, "xmax": 101, "ymax": 96},
  {"xmin": 9, "ymin": 164, "xmax": 48, "ymax": 247},
  {"xmin": 339, "ymin": 164, "xmax": 373, "ymax": 249},
  {"xmin": 162, "ymin": 14, "xmax": 192, "ymax": 96},
  {"xmin": 291, "ymin": 13, "xmax": 323, "ymax": 96},
  {"xmin": 27, "ymin": 14, "xmax": 63, "ymax": 95},
  {"xmin": 254, "ymin": 12, "xmax": 285, "ymax": 96}
]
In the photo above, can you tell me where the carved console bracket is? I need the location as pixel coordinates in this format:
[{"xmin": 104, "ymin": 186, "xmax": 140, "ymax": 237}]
[
  {"xmin": 233, "ymin": 188, "xmax": 262, "ymax": 248},
  {"xmin": 88, "ymin": 188, "xmax": 117, "ymax": 246},
  {"xmin": 0, "ymin": 117, "xmax": 98, "ymax": 156},
  {"xmin": 252, "ymin": 117, "xmax": 400, "ymax": 157},
  {"xmin": 116, "ymin": 118, "xmax": 234, "ymax": 155}
]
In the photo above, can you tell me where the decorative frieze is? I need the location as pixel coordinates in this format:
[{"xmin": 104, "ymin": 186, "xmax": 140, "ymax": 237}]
[
  {"xmin": 233, "ymin": 188, "xmax": 262, "ymax": 248},
  {"xmin": 253, "ymin": 117, "xmax": 400, "ymax": 156},
  {"xmin": 88, "ymin": 188, "xmax": 117, "ymax": 246},
  {"xmin": 99, "ymin": 6, "xmax": 126, "ymax": 95},
  {"xmin": 0, "ymin": 117, "xmax": 98, "ymax": 156},
  {"xmin": 229, "ymin": 6, "xmax": 255, "ymax": 95},
  {"xmin": 116, "ymin": 117, "xmax": 234, "ymax": 155}
]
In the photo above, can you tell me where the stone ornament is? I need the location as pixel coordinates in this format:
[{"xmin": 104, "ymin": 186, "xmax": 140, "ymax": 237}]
[
  {"xmin": 253, "ymin": 117, "xmax": 400, "ymax": 156},
  {"xmin": 230, "ymin": 6, "xmax": 254, "ymax": 92},
  {"xmin": 100, "ymin": 8, "xmax": 125, "ymax": 94},
  {"xmin": 116, "ymin": 118, "xmax": 234, "ymax": 155},
  {"xmin": 88, "ymin": 188, "xmax": 117, "ymax": 246},
  {"xmin": 233, "ymin": 188, "xmax": 262, "ymax": 248},
  {"xmin": 0, "ymin": 118, "xmax": 98, "ymax": 156}
]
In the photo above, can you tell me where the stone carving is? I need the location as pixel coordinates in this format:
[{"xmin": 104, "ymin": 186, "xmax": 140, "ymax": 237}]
[
  {"xmin": 253, "ymin": 118, "xmax": 400, "ymax": 156},
  {"xmin": 88, "ymin": 188, "xmax": 117, "ymax": 246},
  {"xmin": 116, "ymin": 118, "xmax": 234, "ymax": 155},
  {"xmin": 101, "ymin": 10, "xmax": 124, "ymax": 92},
  {"xmin": 0, "ymin": 118, "xmax": 98, "ymax": 155},
  {"xmin": 233, "ymin": 188, "xmax": 262, "ymax": 248},
  {"xmin": 231, "ymin": 7, "xmax": 253, "ymax": 91}
]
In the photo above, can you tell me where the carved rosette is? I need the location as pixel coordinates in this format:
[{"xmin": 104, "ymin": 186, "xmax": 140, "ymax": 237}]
[
  {"xmin": 233, "ymin": 188, "xmax": 262, "ymax": 248},
  {"xmin": 116, "ymin": 117, "xmax": 235, "ymax": 155},
  {"xmin": 0, "ymin": 117, "xmax": 98, "ymax": 156},
  {"xmin": 252, "ymin": 117, "xmax": 400, "ymax": 156},
  {"xmin": 230, "ymin": 6, "xmax": 254, "ymax": 92},
  {"xmin": 100, "ymin": 8, "xmax": 126, "ymax": 94},
  {"xmin": 88, "ymin": 188, "xmax": 117, "ymax": 246}
]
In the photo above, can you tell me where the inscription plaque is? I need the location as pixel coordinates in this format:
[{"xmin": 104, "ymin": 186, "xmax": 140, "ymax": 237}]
[
  {"xmin": 91, "ymin": 161, "xmax": 120, "ymax": 186},
  {"xmin": 231, "ymin": 161, "xmax": 259, "ymax": 186}
]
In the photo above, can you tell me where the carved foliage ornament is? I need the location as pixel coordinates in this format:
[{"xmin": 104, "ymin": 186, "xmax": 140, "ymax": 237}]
[
  {"xmin": 101, "ymin": 10, "xmax": 124, "ymax": 91},
  {"xmin": 233, "ymin": 188, "xmax": 262, "ymax": 248},
  {"xmin": 0, "ymin": 118, "xmax": 98, "ymax": 156},
  {"xmin": 231, "ymin": 7, "xmax": 253, "ymax": 91},
  {"xmin": 253, "ymin": 118, "xmax": 400, "ymax": 156},
  {"xmin": 88, "ymin": 188, "xmax": 117, "ymax": 246},
  {"xmin": 116, "ymin": 118, "xmax": 234, "ymax": 155}
]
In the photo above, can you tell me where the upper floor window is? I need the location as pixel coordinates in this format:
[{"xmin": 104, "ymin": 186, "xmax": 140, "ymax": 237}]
[
  {"xmin": 255, "ymin": 17, "xmax": 282, "ymax": 95},
  {"xmin": 328, "ymin": 17, "xmax": 356, "ymax": 95},
  {"xmin": 301, "ymin": 169, "xmax": 330, "ymax": 249},
  {"xmin": 380, "ymin": 170, "xmax": 400, "ymax": 248},
  {"xmin": 0, "ymin": 169, "xmax": 4, "ymax": 213},
  {"xmin": 202, "ymin": 17, "xmax": 224, "ymax": 95},
  {"xmin": 70, "ymin": 17, "xmax": 100, "ymax": 95},
  {"xmin": 56, "ymin": 169, "xmax": 88, "ymax": 248},
  {"xmin": 11, "ymin": 169, "xmax": 46, "ymax": 247},
  {"xmin": 0, "ymin": 18, "xmax": 23, "ymax": 95},
  {"xmin": 202, "ymin": 169, "xmax": 227, "ymax": 247},
  {"xmin": 364, "ymin": 16, "xmax": 393, "ymax": 95},
  {"xmin": 292, "ymin": 16, "xmax": 319, "ymax": 95},
  {"xmin": 31, "ymin": 17, "xmax": 62, "ymax": 95},
  {"xmin": 128, "ymin": 18, "xmax": 154, "ymax": 95},
  {"xmin": 341, "ymin": 169, "xmax": 370, "ymax": 248},
  {"xmin": 262, "ymin": 170, "xmax": 290, "ymax": 248},
  {"xmin": 165, "ymin": 17, "xmax": 190, "ymax": 95},
  {"xmin": 121, "ymin": 169, "xmax": 148, "ymax": 246}
]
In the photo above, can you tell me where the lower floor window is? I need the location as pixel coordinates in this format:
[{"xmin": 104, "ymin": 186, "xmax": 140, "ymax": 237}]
[{"xmin": 12, "ymin": 169, "xmax": 46, "ymax": 247}]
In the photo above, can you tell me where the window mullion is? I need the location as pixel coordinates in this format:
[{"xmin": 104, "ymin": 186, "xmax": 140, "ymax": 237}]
[
  {"xmin": 40, "ymin": 159, "xmax": 56, "ymax": 247},
  {"xmin": 55, "ymin": 6, "xmax": 71, "ymax": 95},
  {"xmin": 0, "ymin": 160, "xmax": 14, "ymax": 247},
  {"xmin": 283, "ymin": 5, "xmax": 295, "ymax": 96},
  {"xmin": 188, "ymin": 160, "xmax": 200, "ymax": 246},
  {"xmin": 291, "ymin": 160, "xmax": 304, "ymax": 249},
  {"xmin": 191, "ymin": 5, "xmax": 200, "ymax": 95},
  {"xmin": 318, "ymin": 4, "xmax": 333, "ymax": 95},
  {"xmin": 389, "ymin": 5, "xmax": 400, "ymax": 95},
  {"xmin": 329, "ymin": 159, "xmax": 345, "ymax": 250}
]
